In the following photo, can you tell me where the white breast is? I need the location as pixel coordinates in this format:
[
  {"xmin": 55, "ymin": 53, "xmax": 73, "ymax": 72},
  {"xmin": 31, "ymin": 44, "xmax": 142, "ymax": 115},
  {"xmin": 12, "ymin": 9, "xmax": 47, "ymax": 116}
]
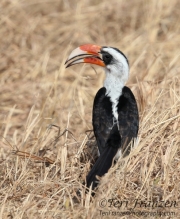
[{"xmin": 103, "ymin": 73, "xmax": 124, "ymax": 120}]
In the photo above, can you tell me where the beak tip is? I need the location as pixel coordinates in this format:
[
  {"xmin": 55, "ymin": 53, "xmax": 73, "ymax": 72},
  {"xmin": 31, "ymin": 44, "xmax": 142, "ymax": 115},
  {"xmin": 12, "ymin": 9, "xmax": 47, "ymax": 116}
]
[{"xmin": 65, "ymin": 63, "xmax": 70, "ymax": 68}]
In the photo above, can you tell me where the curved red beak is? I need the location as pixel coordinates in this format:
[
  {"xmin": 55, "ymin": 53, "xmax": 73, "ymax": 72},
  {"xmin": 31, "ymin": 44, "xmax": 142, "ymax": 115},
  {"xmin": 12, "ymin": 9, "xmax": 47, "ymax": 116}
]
[{"xmin": 65, "ymin": 44, "xmax": 105, "ymax": 68}]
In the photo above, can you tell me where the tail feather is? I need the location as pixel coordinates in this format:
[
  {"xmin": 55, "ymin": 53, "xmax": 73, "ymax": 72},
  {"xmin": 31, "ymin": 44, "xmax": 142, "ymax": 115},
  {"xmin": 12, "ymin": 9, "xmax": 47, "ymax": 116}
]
[{"xmin": 86, "ymin": 146, "xmax": 118, "ymax": 190}]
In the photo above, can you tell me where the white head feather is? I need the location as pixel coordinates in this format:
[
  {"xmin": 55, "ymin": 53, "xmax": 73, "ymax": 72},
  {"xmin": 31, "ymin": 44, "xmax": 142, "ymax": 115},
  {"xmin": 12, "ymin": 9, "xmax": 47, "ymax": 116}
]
[{"xmin": 102, "ymin": 47, "xmax": 129, "ymax": 120}]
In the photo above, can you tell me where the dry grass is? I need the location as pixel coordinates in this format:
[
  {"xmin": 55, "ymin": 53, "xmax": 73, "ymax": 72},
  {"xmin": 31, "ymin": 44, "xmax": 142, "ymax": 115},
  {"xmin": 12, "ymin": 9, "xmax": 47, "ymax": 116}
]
[{"xmin": 0, "ymin": 0, "xmax": 180, "ymax": 218}]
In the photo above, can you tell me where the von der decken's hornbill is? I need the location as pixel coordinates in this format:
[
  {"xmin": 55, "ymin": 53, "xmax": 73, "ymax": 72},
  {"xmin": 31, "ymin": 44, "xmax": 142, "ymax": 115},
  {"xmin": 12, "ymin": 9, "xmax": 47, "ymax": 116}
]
[{"xmin": 65, "ymin": 44, "xmax": 139, "ymax": 191}]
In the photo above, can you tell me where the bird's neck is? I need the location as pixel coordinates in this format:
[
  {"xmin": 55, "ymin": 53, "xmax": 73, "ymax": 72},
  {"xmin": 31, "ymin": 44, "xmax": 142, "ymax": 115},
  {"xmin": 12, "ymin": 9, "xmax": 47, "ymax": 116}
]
[{"xmin": 103, "ymin": 73, "xmax": 125, "ymax": 120}]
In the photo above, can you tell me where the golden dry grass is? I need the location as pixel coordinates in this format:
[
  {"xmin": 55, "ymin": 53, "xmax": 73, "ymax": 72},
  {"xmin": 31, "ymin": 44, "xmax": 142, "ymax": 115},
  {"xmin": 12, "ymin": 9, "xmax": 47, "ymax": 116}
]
[{"xmin": 0, "ymin": 0, "xmax": 180, "ymax": 218}]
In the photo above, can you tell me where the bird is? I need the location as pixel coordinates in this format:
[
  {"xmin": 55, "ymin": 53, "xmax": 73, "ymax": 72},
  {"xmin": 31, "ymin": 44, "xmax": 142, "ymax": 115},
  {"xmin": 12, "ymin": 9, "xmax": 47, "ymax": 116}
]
[{"xmin": 65, "ymin": 44, "xmax": 139, "ymax": 191}]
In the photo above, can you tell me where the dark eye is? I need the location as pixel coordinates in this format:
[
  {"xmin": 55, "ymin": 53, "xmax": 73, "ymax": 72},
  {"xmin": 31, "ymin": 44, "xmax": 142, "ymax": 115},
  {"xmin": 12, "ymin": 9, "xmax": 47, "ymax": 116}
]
[{"xmin": 102, "ymin": 53, "xmax": 112, "ymax": 65}]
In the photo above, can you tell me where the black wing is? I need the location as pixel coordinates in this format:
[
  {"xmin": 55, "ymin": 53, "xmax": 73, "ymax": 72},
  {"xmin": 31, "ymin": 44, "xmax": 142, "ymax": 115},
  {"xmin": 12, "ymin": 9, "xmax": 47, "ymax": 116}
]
[
  {"xmin": 117, "ymin": 86, "xmax": 139, "ymax": 155},
  {"xmin": 92, "ymin": 87, "xmax": 116, "ymax": 154}
]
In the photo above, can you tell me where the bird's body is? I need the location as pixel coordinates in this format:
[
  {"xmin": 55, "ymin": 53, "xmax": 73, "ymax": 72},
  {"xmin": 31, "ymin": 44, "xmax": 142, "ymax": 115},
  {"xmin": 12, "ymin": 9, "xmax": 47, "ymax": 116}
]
[
  {"xmin": 93, "ymin": 86, "xmax": 138, "ymax": 157},
  {"xmin": 87, "ymin": 86, "xmax": 138, "ymax": 189},
  {"xmin": 65, "ymin": 44, "xmax": 139, "ymax": 192}
]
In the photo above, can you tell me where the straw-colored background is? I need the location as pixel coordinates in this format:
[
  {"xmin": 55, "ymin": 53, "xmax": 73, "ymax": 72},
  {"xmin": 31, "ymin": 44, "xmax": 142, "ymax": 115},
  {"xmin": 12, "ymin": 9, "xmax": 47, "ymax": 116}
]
[{"xmin": 0, "ymin": 0, "xmax": 180, "ymax": 218}]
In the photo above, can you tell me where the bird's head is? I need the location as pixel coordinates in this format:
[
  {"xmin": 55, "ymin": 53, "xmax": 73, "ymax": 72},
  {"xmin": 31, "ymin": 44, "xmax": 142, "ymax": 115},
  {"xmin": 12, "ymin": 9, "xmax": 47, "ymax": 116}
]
[{"xmin": 65, "ymin": 44, "xmax": 129, "ymax": 84}]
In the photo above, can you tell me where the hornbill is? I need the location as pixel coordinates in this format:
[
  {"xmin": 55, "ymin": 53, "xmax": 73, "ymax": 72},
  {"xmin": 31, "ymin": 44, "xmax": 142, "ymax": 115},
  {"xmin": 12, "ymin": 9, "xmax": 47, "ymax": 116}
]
[{"xmin": 65, "ymin": 44, "xmax": 139, "ymax": 191}]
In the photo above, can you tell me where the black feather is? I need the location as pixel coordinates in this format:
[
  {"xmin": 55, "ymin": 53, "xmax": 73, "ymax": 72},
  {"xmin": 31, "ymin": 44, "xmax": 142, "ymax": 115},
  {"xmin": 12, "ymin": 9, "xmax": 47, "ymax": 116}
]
[{"xmin": 85, "ymin": 86, "xmax": 139, "ymax": 191}]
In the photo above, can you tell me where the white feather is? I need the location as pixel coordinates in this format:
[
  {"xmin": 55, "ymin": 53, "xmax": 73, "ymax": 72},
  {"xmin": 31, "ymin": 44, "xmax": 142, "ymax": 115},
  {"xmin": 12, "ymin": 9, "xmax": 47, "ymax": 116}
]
[
  {"xmin": 114, "ymin": 149, "xmax": 122, "ymax": 160},
  {"xmin": 102, "ymin": 47, "xmax": 129, "ymax": 120}
]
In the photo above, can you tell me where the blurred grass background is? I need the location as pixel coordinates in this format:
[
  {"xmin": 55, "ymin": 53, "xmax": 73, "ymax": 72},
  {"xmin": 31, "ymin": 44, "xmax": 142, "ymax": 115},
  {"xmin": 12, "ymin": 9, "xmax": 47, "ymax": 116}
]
[{"xmin": 0, "ymin": 0, "xmax": 180, "ymax": 218}]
